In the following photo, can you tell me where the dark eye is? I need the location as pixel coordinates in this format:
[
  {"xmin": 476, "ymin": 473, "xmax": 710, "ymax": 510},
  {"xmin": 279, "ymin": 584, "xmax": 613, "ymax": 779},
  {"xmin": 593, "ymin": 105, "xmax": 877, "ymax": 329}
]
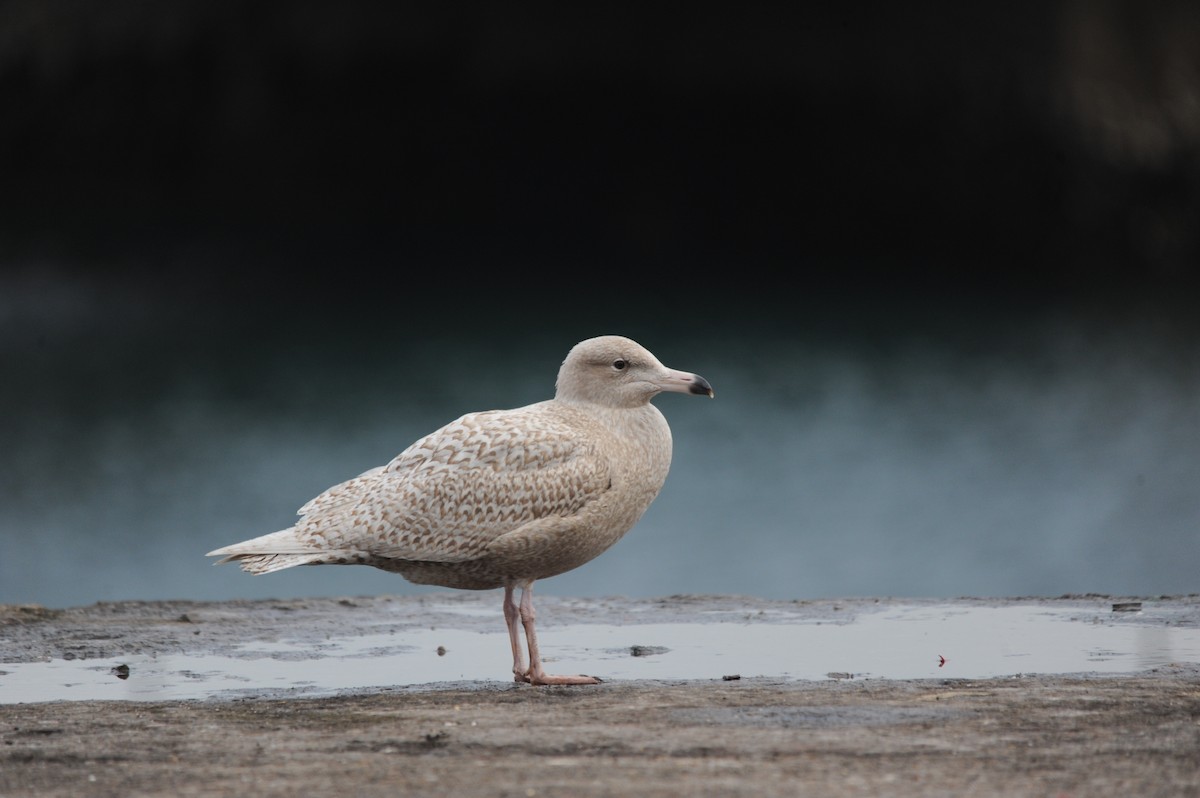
[{"xmin": 612, "ymin": 358, "xmax": 627, "ymax": 370}]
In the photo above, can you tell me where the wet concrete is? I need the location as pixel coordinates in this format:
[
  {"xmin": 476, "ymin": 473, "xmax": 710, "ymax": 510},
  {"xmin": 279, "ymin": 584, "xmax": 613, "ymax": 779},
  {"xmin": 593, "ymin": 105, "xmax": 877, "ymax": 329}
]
[
  {"xmin": 3, "ymin": 594, "xmax": 1199, "ymax": 703},
  {"xmin": 2, "ymin": 594, "xmax": 1199, "ymax": 796}
]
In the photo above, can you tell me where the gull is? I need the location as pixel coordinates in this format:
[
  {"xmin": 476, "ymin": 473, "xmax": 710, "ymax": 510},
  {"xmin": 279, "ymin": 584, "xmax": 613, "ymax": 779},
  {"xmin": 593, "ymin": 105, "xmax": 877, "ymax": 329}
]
[{"xmin": 207, "ymin": 335, "xmax": 714, "ymax": 685}]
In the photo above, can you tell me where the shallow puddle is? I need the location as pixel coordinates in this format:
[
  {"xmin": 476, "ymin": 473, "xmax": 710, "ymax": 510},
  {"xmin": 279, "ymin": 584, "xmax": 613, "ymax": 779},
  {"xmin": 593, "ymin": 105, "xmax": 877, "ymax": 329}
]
[{"xmin": 2, "ymin": 603, "xmax": 1197, "ymax": 703}]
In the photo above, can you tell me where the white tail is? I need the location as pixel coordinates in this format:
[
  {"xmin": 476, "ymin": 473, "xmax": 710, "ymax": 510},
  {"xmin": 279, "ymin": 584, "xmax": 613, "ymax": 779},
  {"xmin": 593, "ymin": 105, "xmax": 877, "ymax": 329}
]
[{"xmin": 206, "ymin": 528, "xmax": 351, "ymax": 575}]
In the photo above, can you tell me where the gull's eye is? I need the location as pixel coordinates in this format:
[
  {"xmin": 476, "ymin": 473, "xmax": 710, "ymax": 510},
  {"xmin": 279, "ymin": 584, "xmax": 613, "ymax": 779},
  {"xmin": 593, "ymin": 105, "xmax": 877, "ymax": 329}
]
[{"xmin": 612, "ymin": 358, "xmax": 628, "ymax": 371}]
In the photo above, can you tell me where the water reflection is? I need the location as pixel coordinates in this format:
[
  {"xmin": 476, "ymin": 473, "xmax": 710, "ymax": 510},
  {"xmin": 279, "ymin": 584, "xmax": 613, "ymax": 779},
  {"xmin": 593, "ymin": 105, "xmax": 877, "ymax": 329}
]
[{"xmin": 2, "ymin": 604, "xmax": 1197, "ymax": 704}]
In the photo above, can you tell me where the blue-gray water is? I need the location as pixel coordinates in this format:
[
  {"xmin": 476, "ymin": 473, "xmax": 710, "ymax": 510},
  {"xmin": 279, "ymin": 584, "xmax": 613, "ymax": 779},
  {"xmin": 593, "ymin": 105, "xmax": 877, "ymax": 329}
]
[{"xmin": 2, "ymin": 271, "xmax": 1198, "ymax": 607}]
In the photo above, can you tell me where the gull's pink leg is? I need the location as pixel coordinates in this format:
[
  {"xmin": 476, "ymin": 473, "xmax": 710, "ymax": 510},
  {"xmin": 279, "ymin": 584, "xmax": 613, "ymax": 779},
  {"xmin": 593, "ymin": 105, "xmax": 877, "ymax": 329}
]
[
  {"xmin": 503, "ymin": 585, "xmax": 529, "ymax": 683},
  {"xmin": 518, "ymin": 584, "xmax": 600, "ymax": 686}
]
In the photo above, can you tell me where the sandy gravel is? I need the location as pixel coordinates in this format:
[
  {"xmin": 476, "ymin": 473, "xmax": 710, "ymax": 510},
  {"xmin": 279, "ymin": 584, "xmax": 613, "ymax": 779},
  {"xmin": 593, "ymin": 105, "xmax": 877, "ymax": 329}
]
[{"xmin": 2, "ymin": 594, "xmax": 1199, "ymax": 797}]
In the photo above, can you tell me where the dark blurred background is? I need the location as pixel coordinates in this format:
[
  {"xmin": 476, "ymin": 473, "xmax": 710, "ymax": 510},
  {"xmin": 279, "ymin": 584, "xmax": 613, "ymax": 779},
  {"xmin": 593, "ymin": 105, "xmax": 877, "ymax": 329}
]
[
  {"xmin": 2, "ymin": 2, "xmax": 1198, "ymax": 607},
  {"xmin": 4, "ymin": 1, "xmax": 1200, "ymax": 298}
]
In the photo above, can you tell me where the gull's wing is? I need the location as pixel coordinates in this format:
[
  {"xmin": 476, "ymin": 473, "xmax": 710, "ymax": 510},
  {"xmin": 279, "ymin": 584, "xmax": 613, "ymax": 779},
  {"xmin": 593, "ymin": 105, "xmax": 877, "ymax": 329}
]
[{"xmin": 292, "ymin": 406, "xmax": 612, "ymax": 562}]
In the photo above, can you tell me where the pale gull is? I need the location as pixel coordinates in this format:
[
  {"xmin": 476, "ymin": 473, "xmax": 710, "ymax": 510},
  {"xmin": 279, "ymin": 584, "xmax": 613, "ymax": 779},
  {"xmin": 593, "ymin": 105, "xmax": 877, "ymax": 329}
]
[{"xmin": 206, "ymin": 335, "xmax": 714, "ymax": 685}]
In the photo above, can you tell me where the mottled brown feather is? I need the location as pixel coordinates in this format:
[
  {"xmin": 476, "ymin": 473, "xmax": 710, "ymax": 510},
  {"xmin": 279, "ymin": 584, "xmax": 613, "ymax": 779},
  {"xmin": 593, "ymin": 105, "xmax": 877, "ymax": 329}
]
[{"xmin": 207, "ymin": 335, "xmax": 713, "ymax": 593}]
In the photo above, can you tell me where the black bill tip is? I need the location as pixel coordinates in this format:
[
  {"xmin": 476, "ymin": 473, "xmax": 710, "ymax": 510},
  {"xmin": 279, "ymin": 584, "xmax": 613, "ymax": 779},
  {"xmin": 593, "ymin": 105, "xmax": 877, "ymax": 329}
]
[{"xmin": 690, "ymin": 374, "xmax": 715, "ymax": 398}]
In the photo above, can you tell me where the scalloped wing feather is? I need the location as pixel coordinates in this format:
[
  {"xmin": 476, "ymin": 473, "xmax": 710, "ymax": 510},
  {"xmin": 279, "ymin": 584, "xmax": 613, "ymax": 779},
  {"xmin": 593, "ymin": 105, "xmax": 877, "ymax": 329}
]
[{"xmin": 291, "ymin": 407, "xmax": 611, "ymax": 563}]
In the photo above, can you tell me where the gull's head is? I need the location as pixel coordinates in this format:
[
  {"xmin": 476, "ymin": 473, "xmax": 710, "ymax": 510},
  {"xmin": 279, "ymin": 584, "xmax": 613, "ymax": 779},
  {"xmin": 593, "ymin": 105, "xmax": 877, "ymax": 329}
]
[{"xmin": 555, "ymin": 335, "xmax": 714, "ymax": 408}]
